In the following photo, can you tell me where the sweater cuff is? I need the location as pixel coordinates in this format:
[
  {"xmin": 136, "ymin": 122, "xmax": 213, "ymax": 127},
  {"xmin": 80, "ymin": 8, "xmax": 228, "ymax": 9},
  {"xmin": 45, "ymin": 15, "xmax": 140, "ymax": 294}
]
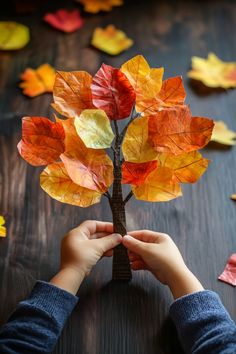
[{"xmin": 25, "ymin": 281, "xmax": 79, "ymax": 324}]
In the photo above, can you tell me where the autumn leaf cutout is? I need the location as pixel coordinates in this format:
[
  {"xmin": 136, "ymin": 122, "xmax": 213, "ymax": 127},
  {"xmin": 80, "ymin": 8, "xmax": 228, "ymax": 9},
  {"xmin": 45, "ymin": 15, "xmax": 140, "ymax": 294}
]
[{"xmin": 44, "ymin": 9, "xmax": 84, "ymax": 33}]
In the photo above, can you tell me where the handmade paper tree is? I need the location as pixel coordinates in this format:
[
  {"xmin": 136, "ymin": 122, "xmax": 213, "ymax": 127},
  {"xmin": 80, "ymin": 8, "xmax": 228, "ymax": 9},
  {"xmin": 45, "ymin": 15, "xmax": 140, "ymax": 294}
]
[{"xmin": 17, "ymin": 55, "xmax": 214, "ymax": 280}]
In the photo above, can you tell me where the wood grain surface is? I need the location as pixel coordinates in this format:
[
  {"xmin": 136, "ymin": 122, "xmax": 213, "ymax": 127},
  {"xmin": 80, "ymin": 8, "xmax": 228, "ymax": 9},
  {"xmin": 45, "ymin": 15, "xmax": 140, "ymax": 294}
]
[{"xmin": 0, "ymin": 1, "xmax": 236, "ymax": 353}]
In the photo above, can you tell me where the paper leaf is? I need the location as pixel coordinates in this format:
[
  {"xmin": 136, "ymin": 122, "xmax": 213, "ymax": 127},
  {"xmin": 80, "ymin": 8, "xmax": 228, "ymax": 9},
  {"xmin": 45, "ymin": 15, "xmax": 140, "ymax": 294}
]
[
  {"xmin": 44, "ymin": 9, "xmax": 83, "ymax": 33},
  {"xmin": 91, "ymin": 25, "xmax": 133, "ymax": 55},
  {"xmin": 211, "ymin": 121, "xmax": 236, "ymax": 146},
  {"xmin": 138, "ymin": 76, "xmax": 186, "ymax": 115},
  {"xmin": 122, "ymin": 161, "xmax": 158, "ymax": 186},
  {"xmin": 19, "ymin": 64, "xmax": 55, "ymax": 97},
  {"xmin": 158, "ymin": 151, "xmax": 209, "ymax": 183},
  {"xmin": 91, "ymin": 64, "xmax": 136, "ymax": 120},
  {"xmin": 188, "ymin": 53, "xmax": 236, "ymax": 89},
  {"xmin": 40, "ymin": 162, "xmax": 101, "ymax": 207},
  {"xmin": 53, "ymin": 71, "xmax": 94, "ymax": 118},
  {"xmin": 231, "ymin": 194, "xmax": 236, "ymax": 201},
  {"xmin": 17, "ymin": 117, "xmax": 65, "ymax": 166},
  {"xmin": 58, "ymin": 118, "xmax": 113, "ymax": 193},
  {"xmin": 218, "ymin": 254, "xmax": 236, "ymax": 286},
  {"xmin": 79, "ymin": 0, "xmax": 123, "ymax": 13},
  {"xmin": 0, "ymin": 216, "xmax": 6, "ymax": 238},
  {"xmin": 0, "ymin": 21, "xmax": 30, "ymax": 50},
  {"xmin": 132, "ymin": 166, "xmax": 182, "ymax": 202},
  {"xmin": 121, "ymin": 55, "xmax": 164, "ymax": 111},
  {"xmin": 75, "ymin": 109, "xmax": 114, "ymax": 148},
  {"xmin": 122, "ymin": 116, "xmax": 157, "ymax": 162},
  {"xmin": 148, "ymin": 106, "xmax": 214, "ymax": 155}
]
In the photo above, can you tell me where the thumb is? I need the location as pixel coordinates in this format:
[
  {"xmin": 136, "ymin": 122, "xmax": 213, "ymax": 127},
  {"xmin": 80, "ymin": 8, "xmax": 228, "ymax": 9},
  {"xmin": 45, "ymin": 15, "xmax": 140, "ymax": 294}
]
[
  {"xmin": 123, "ymin": 235, "xmax": 146, "ymax": 255},
  {"xmin": 94, "ymin": 233, "xmax": 122, "ymax": 253}
]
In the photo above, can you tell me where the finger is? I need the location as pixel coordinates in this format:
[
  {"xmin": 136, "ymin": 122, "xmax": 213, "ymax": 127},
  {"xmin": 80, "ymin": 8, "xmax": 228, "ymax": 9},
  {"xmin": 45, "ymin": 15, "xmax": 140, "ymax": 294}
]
[
  {"xmin": 123, "ymin": 235, "xmax": 147, "ymax": 255},
  {"xmin": 93, "ymin": 233, "xmax": 122, "ymax": 253},
  {"xmin": 90, "ymin": 232, "xmax": 111, "ymax": 240},
  {"xmin": 128, "ymin": 252, "xmax": 142, "ymax": 262},
  {"xmin": 131, "ymin": 260, "xmax": 147, "ymax": 270},
  {"xmin": 71, "ymin": 221, "xmax": 114, "ymax": 239},
  {"xmin": 128, "ymin": 230, "xmax": 166, "ymax": 243}
]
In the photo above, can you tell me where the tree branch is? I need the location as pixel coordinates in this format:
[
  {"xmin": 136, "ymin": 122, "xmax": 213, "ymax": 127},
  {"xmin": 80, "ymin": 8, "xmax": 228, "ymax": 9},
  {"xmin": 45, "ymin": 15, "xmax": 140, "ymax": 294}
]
[{"xmin": 123, "ymin": 191, "xmax": 133, "ymax": 205}]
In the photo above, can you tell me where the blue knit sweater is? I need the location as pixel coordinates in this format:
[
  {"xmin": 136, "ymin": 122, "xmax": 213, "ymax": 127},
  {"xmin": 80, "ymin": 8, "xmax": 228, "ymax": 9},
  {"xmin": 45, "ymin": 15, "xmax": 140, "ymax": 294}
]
[{"xmin": 0, "ymin": 281, "xmax": 235, "ymax": 353}]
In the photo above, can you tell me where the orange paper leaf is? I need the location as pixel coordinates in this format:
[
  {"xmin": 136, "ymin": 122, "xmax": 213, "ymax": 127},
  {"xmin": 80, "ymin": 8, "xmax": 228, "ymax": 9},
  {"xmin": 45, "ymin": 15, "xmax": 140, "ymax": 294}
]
[
  {"xmin": 79, "ymin": 0, "xmax": 123, "ymax": 13},
  {"xmin": 218, "ymin": 254, "xmax": 236, "ymax": 286},
  {"xmin": 122, "ymin": 161, "xmax": 158, "ymax": 186},
  {"xmin": 17, "ymin": 117, "xmax": 65, "ymax": 166},
  {"xmin": 44, "ymin": 9, "xmax": 84, "ymax": 33},
  {"xmin": 19, "ymin": 64, "xmax": 55, "ymax": 97}
]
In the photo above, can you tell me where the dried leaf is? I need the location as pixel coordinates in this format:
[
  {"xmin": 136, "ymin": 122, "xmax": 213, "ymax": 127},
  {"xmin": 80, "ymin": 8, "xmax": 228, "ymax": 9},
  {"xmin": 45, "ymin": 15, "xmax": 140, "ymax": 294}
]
[
  {"xmin": 148, "ymin": 106, "xmax": 214, "ymax": 155},
  {"xmin": 158, "ymin": 151, "xmax": 209, "ymax": 183},
  {"xmin": 132, "ymin": 167, "xmax": 182, "ymax": 202},
  {"xmin": 211, "ymin": 121, "xmax": 236, "ymax": 146},
  {"xmin": 40, "ymin": 162, "xmax": 101, "ymax": 207},
  {"xmin": 92, "ymin": 64, "xmax": 135, "ymax": 120},
  {"xmin": 44, "ymin": 9, "xmax": 84, "ymax": 33},
  {"xmin": 0, "ymin": 216, "xmax": 6, "ymax": 238},
  {"xmin": 122, "ymin": 116, "xmax": 157, "ymax": 162},
  {"xmin": 19, "ymin": 64, "xmax": 55, "ymax": 97},
  {"xmin": 122, "ymin": 161, "xmax": 158, "ymax": 186},
  {"xmin": 17, "ymin": 117, "xmax": 65, "ymax": 166},
  {"xmin": 0, "ymin": 21, "xmax": 30, "ymax": 50},
  {"xmin": 91, "ymin": 25, "xmax": 133, "ymax": 55},
  {"xmin": 218, "ymin": 254, "xmax": 236, "ymax": 286},
  {"xmin": 188, "ymin": 53, "xmax": 236, "ymax": 89},
  {"xmin": 75, "ymin": 109, "xmax": 114, "ymax": 148},
  {"xmin": 121, "ymin": 55, "xmax": 164, "ymax": 111},
  {"xmin": 53, "ymin": 71, "xmax": 94, "ymax": 118},
  {"xmin": 138, "ymin": 76, "xmax": 186, "ymax": 115},
  {"xmin": 79, "ymin": 0, "xmax": 123, "ymax": 13}
]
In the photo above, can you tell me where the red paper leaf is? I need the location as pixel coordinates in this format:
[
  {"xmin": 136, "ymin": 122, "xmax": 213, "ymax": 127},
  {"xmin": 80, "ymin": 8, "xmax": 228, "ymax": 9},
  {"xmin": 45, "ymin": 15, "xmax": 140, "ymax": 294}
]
[
  {"xmin": 44, "ymin": 9, "xmax": 84, "ymax": 33},
  {"xmin": 122, "ymin": 161, "xmax": 157, "ymax": 186},
  {"xmin": 218, "ymin": 254, "xmax": 236, "ymax": 286},
  {"xmin": 91, "ymin": 64, "xmax": 136, "ymax": 120},
  {"xmin": 17, "ymin": 117, "xmax": 65, "ymax": 166}
]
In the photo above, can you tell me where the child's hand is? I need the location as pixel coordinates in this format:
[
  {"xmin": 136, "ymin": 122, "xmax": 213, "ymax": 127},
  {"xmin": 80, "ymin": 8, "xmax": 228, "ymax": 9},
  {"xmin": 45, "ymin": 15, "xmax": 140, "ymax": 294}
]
[
  {"xmin": 50, "ymin": 220, "xmax": 122, "ymax": 295},
  {"xmin": 123, "ymin": 231, "xmax": 203, "ymax": 299}
]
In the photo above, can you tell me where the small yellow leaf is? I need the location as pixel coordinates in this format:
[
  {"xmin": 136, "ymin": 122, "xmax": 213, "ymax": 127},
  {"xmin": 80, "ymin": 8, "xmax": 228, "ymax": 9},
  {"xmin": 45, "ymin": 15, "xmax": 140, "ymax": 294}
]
[
  {"xmin": 0, "ymin": 22, "xmax": 30, "ymax": 50},
  {"xmin": 91, "ymin": 25, "xmax": 133, "ymax": 55},
  {"xmin": 188, "ymin": 53, "xmax": 236, "ymax": 89},
  {"xmin": 75, "ymin": 109, "xmax": 114, "ymax": 148},
  {"xmin": 211, "ymin": 121, "xmax": 236, "ymax": 146},
  {"xmin": 0, "ymin": 216, "xmax": 6, "ymax": 238}
]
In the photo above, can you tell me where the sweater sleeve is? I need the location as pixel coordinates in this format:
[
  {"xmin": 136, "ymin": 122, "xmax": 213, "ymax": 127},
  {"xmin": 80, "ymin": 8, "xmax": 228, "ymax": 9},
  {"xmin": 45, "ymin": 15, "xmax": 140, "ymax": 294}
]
[
  {"xmin": 169, "ymin": 290, "xmax": 236, "ymax": 353},
  {"xmin": 0, "ymin": 281, "xmax": 79, "ymax": 354}
]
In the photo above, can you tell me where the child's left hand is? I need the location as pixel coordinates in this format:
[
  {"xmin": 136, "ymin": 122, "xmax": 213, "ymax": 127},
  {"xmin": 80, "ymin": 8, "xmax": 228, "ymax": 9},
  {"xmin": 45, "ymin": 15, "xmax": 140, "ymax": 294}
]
[{"xmin": 50, "ymin": 220, "xmax": 122, "ymax": 295}]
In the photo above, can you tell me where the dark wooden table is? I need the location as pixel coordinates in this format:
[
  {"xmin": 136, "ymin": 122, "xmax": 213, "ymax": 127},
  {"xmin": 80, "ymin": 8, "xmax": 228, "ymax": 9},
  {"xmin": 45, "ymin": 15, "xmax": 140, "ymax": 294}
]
[{"xmin": 0, "ymin": 0, "xmax": 236, "ymax": 353}]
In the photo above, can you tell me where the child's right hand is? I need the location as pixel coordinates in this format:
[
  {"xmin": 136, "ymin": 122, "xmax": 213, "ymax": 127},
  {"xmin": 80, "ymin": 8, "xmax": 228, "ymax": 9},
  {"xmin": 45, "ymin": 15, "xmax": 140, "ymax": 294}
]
[{"xmin": 123, "ymin": 231, "xmax": 204, "ymax": 299}]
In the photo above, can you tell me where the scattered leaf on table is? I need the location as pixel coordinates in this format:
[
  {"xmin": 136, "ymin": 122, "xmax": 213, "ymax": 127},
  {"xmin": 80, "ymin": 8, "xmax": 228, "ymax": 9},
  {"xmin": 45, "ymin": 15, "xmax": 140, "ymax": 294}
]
[
  {"xmin": 0, "ymin": 21, "xmax": 30, "ymax": 50},
  {"xmin": 91, "ymin": 25, "xmax": 133, "ymax": 55},
  {"xmin": 148, "ymin": 106, "xmax": 214, "ymax": 155},
  {"xmin": 17, "ymin": 117, "xmax": 65, "ymax": 166},
  {"xmin": 122, "ymin": 161, "xmax": 158, "ymax": 186},
  {"xmin": 132, "ymin": 166, "xmax": 182, "ymax": 202},
  {"xmin": 44, "ymin": 9, "xmax": 84, "ymax": 33},
  {"xmin": 122, "ymin": 116, "xmax": 158, "ymax": 163},
  {"xmin": 218, "ymin": 254, "xmax": 236, "ymax": 286},
  {"xmin": 211, "ymin": 121, "xmax": 236, "ymax": 146},
  {"xmin": 40, "ymin": 162, "xmax": 101, "ymax": 207},
  {"xmin": 75, "ymin": 109, "xmax": 114, "ymax": 149},
  {"xmin": 19, "ymin": 64, "xmax": 55, "ymax": 97},
  {"xmin": 92, "ymin": 64, "xmax": 135, "ymax": 120},
  {"xmin": 0, "ymin": 216, "xmax": 6, "ymax": 237},
  {"xmin": 158, "ymin": 151, "xmax": 209, "ymax": 183},
  {"xmin": 53, "ymin": 71, "xmax": 94, "ymax": 118},
  {"xmin": 79, "ymin": 0, "xmax": 123, "ymax": 14},
  {"xmin": 188, "ymin": 53, "xmax": 236, "ymax": 89}
]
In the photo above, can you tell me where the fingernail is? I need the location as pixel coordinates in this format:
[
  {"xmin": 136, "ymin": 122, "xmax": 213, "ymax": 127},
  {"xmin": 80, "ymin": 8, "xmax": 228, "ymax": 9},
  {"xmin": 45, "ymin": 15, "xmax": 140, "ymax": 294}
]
[
  {"xmin": 112, "ymin": 233, "xmax": 122, "ymax": 240},
  {"xmin": 123, "ymin": 235, "xmax": 133, "ymax": 241}
]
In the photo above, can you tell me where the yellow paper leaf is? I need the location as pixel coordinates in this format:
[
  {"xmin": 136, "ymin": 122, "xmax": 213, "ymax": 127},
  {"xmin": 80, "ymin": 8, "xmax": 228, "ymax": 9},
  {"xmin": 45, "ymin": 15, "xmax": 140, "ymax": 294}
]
[
  {"xmin": 158, "ymin": 151, "xmax": 209, "ymax": 183},
  {"xmin": 122, "ymin": 116, "xmax": 158, "ymax": 163},
  {"xmin": 40, "ymin": 162, "xmax": 102, "ymax": 207},
  {"xmin": 19, "ymin": 64, "xmax": 55, "ymax": 97},
  {"xmin": 91, "ymin": 25, "xmax": 133, "ymax": 55},
  {"xmin": 0, "ymin": 216, "xmax": 6, "ymax": 237},
  {"xmin": 211, "ymin": 121, "xmax": 236, "ymax": 146},
  {"xmin": 79, "ymin": 0, "xmax": 123, "ymax": 13},
  {"xmin": 75, "ymin": 109, "xmax": 114, "ymax": 148},
  {"xmin": 0, "ymin": 21, "xmax": 29, "ymax": 50},
  {"xmin": 132, "ymin": 167, "xmax": 182, "ymax": 202},
  {"xmin": 188, "ymin": 53, "xmax": 236, "ymax": 89}
]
